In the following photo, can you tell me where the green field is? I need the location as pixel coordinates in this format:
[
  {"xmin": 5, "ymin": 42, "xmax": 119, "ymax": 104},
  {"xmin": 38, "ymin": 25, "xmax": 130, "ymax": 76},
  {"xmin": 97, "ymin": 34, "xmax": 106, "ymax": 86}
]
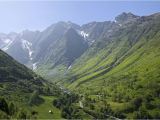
[{"xmin": 29, "ymin": 96, "xmax": 62, "ymax": 119}]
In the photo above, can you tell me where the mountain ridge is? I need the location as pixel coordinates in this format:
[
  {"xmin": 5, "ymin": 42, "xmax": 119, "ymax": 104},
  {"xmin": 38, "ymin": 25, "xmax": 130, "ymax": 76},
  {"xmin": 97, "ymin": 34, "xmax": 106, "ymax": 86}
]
[{"xmin": 0, "ymin": 12, "xmax": 141, "ymax": 68}]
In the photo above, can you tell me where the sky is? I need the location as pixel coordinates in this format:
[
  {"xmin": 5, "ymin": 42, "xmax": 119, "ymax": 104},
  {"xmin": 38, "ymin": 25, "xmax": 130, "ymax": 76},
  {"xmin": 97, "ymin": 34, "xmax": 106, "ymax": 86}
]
[{"xmin": 0, "ymin": 1, "xmax": 160, "ymax": 33}]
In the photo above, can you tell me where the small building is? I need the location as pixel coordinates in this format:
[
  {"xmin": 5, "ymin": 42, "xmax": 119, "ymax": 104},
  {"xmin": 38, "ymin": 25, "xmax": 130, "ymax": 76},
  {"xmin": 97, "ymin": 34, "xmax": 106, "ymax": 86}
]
[{"xmin": 49, "ymin": 110, "xmax": 53, "ymax": 114}]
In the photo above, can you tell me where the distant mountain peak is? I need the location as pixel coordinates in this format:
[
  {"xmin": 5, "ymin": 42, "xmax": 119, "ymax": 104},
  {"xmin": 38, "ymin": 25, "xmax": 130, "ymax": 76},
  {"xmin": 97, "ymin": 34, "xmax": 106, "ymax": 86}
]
[
  {"xmin": 115, "ymin": 12, "xmax": 139, "ymax": 23},
  {"xmin": 55, "ymin": 21, "xmax": 80, "ymax": 29}
]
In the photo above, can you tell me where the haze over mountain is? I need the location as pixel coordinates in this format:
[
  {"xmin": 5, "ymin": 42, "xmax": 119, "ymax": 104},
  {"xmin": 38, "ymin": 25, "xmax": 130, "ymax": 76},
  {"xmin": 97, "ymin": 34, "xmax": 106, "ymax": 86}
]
[{"xmin": 0, "ymin": 12, "xmax": 160, "ymax": 119}]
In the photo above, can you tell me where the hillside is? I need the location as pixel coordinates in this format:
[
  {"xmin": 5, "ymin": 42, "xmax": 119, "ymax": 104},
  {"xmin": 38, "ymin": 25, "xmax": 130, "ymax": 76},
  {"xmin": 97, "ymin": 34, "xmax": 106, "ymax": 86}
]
[
  {"xmin": 0, "ymin": 12, "xmax": 160, "ymax": 119},
  {"xmin": 0, "ymin": 50, "xmax": 92, "ymax": 119},
  {"xmin": 0, "ymin": 49, "xmax": 45, "ymax": 96},
  {"xmin": 0, "ymin": 22, "xmax": 88, "ymax": 80},
  {"xmin": 0, "ymin": 49, "xmax": 64, "ymax": 118},
  {"xmin": 60, "ymin": 13, "xmax": 160, "ymax": 118},
  {"xmin": 0, "ymin": 49, "xmax": 45, "ymax": 117}
]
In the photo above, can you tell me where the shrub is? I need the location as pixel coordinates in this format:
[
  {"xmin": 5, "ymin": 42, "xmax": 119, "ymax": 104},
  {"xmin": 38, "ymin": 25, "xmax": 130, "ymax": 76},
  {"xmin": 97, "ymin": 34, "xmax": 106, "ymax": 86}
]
[{"xmin": 16, "ymin": 110, "xmax": 28, "ymax": 119}]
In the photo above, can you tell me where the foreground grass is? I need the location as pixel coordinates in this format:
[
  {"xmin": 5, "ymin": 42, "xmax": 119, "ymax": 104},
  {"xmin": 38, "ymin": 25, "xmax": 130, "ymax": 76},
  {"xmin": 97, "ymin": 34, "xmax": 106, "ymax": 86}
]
[{"xmin": 30, "ymin": 96, "xmax": 62, "ymax": 119}]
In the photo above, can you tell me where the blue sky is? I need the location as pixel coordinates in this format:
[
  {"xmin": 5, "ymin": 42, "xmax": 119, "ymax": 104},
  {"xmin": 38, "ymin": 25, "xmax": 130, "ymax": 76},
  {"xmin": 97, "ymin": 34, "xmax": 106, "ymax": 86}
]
[{"xmin": 0, "ymin": 1, "xmax": 160, "ymax": 33}]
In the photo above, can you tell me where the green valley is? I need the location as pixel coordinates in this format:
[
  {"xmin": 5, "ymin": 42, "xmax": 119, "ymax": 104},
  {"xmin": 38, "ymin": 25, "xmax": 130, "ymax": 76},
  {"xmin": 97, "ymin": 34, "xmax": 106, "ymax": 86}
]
[{"xmin": 0, "ymin": 6, "xmax": 160, "ymax": 119}]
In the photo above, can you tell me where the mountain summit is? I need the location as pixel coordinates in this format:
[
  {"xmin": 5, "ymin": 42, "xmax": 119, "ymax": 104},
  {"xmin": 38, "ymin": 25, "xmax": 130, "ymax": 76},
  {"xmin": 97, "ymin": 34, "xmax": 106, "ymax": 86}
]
[{"xmin": 115, "ymin": 12, "xmax": 139, "ymax": 23}]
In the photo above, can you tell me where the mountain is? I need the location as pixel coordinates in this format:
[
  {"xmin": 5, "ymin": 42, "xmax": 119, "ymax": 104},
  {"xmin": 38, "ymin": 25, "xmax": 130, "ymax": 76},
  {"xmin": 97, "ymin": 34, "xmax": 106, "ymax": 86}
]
[
  {"xmin": 0, "ymin": 49, "xmax": 44, "ymax": 117},
  {"xmin": 33, "ymin": 23, "xmax": 87, "ymax": 66},
  {"xmin": 0, "ymin": 12, "xmax": 160, "ymax": 119},
  {"xmin": 115, "ymin": 12, "xmax": 140, "ymax": 23},
  {"xmin": 61, "ymin": 12, "xmax": 160, "ymax": 118},
  {"xmin": 0, "ymin": 21, "xmax": 88, "ymax": 80},
  {"xmin": 8, "ymin": 30, "xmax": 40, "ymax": 64},
  {"xmin": 0, "ymin": 49, "xmax": 65, "ymax": 119},
  {"xmin": 66, "ymin": 12, "xmax": 160, "ymax": 86},
  {"xmin": 0, "ymin": 49, "xmax": 45, "ymax": 100},
  {"xmin": 0, "ymin": 20, "xmax": 119, "ymax": 79},
  {"xmin": 0, "ymin": 50, "xmax": 91, "ymax": 119}
]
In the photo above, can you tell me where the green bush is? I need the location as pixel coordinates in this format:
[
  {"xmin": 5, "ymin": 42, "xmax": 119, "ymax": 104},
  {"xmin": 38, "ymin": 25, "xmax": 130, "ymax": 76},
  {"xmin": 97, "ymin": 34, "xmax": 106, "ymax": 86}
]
[{"xmin": 29, "ymin": 90, "xmax": 44, "ymax": 106}]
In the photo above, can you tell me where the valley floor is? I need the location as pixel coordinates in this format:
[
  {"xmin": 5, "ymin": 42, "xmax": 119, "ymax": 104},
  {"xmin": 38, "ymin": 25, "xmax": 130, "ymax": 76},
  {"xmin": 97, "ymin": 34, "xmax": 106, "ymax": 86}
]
[{"xmin": 29, "ymin": 96, "xmax": 62, "ymax": 119}]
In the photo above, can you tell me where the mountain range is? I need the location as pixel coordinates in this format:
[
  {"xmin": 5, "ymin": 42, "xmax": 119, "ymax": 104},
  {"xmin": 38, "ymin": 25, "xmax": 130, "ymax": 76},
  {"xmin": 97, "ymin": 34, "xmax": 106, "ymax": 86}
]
[
  {"xmin": 0, "ymin": 13, "xmax": 141, "ymax": 78},
  {"xmin": 0, "ymin": 12, "xmax": 160, "ymax": 118}
]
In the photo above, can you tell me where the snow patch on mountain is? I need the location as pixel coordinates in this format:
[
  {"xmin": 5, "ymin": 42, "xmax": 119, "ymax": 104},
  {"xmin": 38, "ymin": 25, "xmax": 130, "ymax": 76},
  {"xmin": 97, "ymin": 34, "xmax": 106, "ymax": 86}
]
[
  {"xmin": 80, "ymin": 31, "xmax": 89, "ymax": 39},
  {"xmin": 2, "ymin": 39, "xmax": 13, "ymax": 51},
  {"xmin": 3, "ymin": 39, "xmax": 11, "ymax": 44},
  {"xmin": 22, "ymin": 39, "xmax": 33, "ymax": 60}
]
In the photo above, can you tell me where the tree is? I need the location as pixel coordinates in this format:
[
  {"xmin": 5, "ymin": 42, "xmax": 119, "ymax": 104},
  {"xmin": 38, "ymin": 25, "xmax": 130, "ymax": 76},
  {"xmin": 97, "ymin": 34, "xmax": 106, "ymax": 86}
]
[
  {"xmin": 131, "ymin": 97, "xmax": 143, "ymax": 110},
  {"xmin": 89, "ymin": 104, "xmax": 95, "ymax": 110},
  {"xmin": 61, "ymin": 110, "xmax": 68, "ymax": 118},
  {"xmin": 16, "ymin": 110, "xmax": 28, "ymax": 119},
  {"xmin": 124, "ymin": 96, "xmax": 143, "ymax": 113},
  {"xmin": 100, "ymin": 103, "xmax": 113, "ymax": 117},
  {"xmin": 133, "ymin": 106, "xmax": 152, "ymax": 119},
  {"xmin": 0, "ymin": 97, "xmax": 9, "ymax": 114}
]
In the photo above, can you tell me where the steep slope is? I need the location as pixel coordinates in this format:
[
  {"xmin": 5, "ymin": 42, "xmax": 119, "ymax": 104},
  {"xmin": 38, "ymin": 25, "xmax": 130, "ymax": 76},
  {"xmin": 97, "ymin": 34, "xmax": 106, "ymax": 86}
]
[
  {"xmin": 36, "ymin": 28, "xmax": 88, "ymax": 80},
  {"xmin": 0, "ymin": 49, "xmax": 46, "ymax": 101},
  {"xmin": 35, "ymin": 22, "xmax": 83, "ymax": 65},
  {"xmin": 61, "ymin": 13, "xmax": 160, "ymax": 118},
  {"xmin": 81, "ymin": 21, "xmax": 119, "ymax": 44},
  {"xmin": 65, "ymin": 13, "xmax": 160, "ymax": 86},
  {"xmin": 0, "ymin": 30, "xmax": 40, "ymax": 65},
  {"xmin": 7, "ymin": 30, "xmax": 40, "ymax": 64},
  {"xmin": 0, "ymin": 22, "xmax": 85, "ymax": 74},
  {"xmin": 0, "ymin": 50, "xmax": 66, "ymax": 119}
]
